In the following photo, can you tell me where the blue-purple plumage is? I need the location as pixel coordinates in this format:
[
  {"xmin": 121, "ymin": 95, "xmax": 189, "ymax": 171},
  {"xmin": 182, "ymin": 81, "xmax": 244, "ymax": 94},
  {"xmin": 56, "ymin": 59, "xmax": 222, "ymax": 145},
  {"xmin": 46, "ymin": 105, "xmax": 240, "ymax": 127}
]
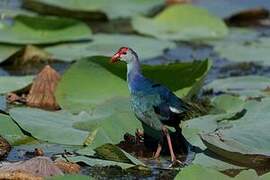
[{"xmin": 126, "ymin": 49, "xmax": 189, "ymax": 134}]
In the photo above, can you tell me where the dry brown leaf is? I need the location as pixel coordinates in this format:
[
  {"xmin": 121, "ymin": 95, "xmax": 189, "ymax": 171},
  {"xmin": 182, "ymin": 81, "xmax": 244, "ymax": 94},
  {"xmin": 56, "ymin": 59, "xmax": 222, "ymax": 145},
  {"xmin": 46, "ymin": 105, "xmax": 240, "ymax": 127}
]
[
  {"xmin": 54, "ymin": 160, "xmax": 80, "ymax": 174},
  {"xmin": 226, "ymin": 7, "xmax": 269, "ymax": 26},
  {"xmin": 26, "ymin": 65, "xmax": 61, "ymax": 110},
  {"xmin": 0, "ymin": 170, "xmax": 43, "ymax": 180},
  {"xmin": 0, "ymin": 156, "xmax": 63, "ymax": 177},
  {"xmin": 0, "ymin": 136, "xmax": 11, "ymax": 159}
]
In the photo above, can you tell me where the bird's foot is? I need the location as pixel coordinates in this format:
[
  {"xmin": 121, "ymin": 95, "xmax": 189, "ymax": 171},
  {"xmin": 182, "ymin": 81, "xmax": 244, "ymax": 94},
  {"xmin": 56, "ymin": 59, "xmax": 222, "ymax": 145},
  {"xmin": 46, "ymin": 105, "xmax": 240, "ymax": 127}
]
[{"xmin": 169, "ymin": 159, "xmax": 183, "ymax": 168}]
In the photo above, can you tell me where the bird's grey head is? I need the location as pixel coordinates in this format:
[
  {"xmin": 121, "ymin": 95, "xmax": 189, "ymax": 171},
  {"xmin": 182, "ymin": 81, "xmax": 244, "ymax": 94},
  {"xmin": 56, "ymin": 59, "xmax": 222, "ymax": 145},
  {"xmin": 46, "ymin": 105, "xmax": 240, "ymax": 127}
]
[{"xmin": 111, "ymin": 47, "xmax": 138, "ymax": 64}]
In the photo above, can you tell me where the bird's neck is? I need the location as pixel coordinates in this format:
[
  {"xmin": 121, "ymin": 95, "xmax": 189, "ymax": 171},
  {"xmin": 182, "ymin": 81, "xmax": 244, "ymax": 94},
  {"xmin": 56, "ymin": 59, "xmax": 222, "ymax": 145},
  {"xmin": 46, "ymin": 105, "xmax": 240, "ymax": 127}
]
[{"xmin": 127, "ymin": 57, "xmax": 143, "ymax": 91}]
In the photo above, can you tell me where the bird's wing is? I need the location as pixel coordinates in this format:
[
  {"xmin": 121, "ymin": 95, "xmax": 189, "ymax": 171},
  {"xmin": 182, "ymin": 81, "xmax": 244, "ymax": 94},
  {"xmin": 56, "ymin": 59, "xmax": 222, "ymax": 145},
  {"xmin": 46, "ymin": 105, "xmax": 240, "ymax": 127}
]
[{"xmin": 150, "ymin": 83, "xmax": 190, "ymax": 121}]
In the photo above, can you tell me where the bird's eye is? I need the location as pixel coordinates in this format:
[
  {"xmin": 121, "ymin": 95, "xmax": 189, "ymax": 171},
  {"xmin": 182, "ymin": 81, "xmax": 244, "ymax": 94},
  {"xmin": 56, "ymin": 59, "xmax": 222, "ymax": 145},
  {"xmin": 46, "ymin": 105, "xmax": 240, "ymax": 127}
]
[{"xmin": 122, "ymin": 52, "xmax": 127, "ymax": 55}]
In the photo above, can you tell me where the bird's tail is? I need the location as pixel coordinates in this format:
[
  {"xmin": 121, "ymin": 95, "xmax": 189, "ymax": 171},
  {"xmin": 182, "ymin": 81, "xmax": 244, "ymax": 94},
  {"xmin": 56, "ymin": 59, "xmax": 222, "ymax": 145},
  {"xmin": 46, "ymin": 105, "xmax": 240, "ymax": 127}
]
[{"xmin": 182, "ymin": 98, "xmax": 210, "ymax": 120}]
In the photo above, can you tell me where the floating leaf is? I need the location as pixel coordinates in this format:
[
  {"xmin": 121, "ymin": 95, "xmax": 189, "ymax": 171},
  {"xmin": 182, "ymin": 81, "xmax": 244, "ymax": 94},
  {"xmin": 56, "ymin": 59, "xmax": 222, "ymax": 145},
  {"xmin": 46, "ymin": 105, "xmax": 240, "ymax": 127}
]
[
  {"xmin": 0, "ymin": 44, "xmax": 21, "ymax": 63},
  {"xmin": 94, "ymin": 143, "xmax": 144, "ymax": 166},
  {"xmin": 9, "ymin": 107, "xmax": 91, "ymax": 145},
  {"xmin": 0, "ymin": 75, "xmax": 33, "ymax": 95},
  {"xmin": 0, "ymin": 113, "xmax": 32, "ymax": 145},
  {"xmin": 46, "ymin": 34, "xmax": 176, "ymax": 62},
  {"xmin": 201, "ymin": 98, "xmax": 270, "ymax": 167},
  {"xmin": 76, "ymin": 146, "xmax": 95, "ymax": 157},
  {"xmin": 213, "ymin": 36, "xmax": 270, "ymax": 66},
  {"xmin": 23, "ymin": 0, "xmax": 163, "ymax": 20},
  {"xmin": 211, "ymin": 94, "xmax": 246, "ymax": 113},
  {"xmin": 132, "ymin": 5, "xmax": 228, "ymax": 41},
  {"xmin": 1, "ymin": 45, "xmax": 52, "ymax": 66},
  {"xmin": 203, "ymin": 75, "xmax": 270, "ymax": 97},
  {"xmin": 0, "ymin": 15, "xmax": 92, "ymax": 44},
  {"xmin": 66, "ymin": 155, "xmax": 134, "ymax": 169},
  {"xmin": 56, "ymin": 56, "xmax": 210, "ymax": 113},
  {"xmin": 49, "ymin": 174, "xmax": 90, "ymax": 180},
  {"xmin": 175, "ymin": 164, "xmax": 229, "ymax": 180},
  {"xmin": 73, "ymin": 97, "xmax": 142, "ymax": 148}
]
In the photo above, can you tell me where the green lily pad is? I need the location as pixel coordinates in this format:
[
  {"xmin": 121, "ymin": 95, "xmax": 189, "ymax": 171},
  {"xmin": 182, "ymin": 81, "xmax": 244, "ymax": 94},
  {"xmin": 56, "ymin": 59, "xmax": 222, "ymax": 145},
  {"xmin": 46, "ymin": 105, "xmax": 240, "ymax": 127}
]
[
  {"xmin": 56, "ymin": 56, "xmax": 210, "ymax": 113},
  {"xmin": 23, "ymin": 0, "xmax": 163, "ymax": 20},
  {"xmin": 176, "ymin": 164, "xmax": 261, "ymax": 180},
  {"xmin": 73, "ymin": 97, "xmax": 142, "ymax": 148},
  {"xmin": 203, "ymin": 75, "xmax": 270, "ymax": 97},
  {"xmin": 45, "ymin": 34, "xmax": 176, "ymax": 62},
  {"xmin": 175, "ymin": 164, "xmax": 229, "ymax": 180},
  {"xmin": 0, "ymin": 113, "xmax": 33, "ymax": 145},
  {"xmin": 94, "ymin": 143, "xmax": 144, "ymax": 166},
  {"xmin": 200, "ymin": 98, "xmax": 270, "ymax": 167},
  {"xmin": 66, "ymin": 155, "xmax": 134, "ymax": 169},
  {"xmin": 211, "ymin": 94, "xmax": 246, "ymax": 113},
  {"xmin": 132, "ymin": 4, "xmax": 228, "ymax": 41},
  {"xmin": 76, "ymin": 146, "xmax": 96, "ymax": 157},
  {"xmin": 213, "ymin": 36, "xmax": 270, "ymax": 66},
  {"xmin": 0, "ymin": 8, "xmax": 36, "ymax": 17},
  {"xmin": 192, "ymin": 151, "xmax": 246, "ymax": 172},
  {"xmin": 0, "ymin": 75, "xmax": 33, "ymax": 95},
  {"xmin": 9, "ymin": 107, "xmax": 92, "ymax": 145},
  {"xmin": 0, "ymin": 15, "xmax": 92, "ymax": 44},
  {"xmin": 0, "ymin": 44, "xmax": 21, "ymax": 63},
  {"xmin": 49, "ymin": 175, "xmax": 90, "ymax": 180}
]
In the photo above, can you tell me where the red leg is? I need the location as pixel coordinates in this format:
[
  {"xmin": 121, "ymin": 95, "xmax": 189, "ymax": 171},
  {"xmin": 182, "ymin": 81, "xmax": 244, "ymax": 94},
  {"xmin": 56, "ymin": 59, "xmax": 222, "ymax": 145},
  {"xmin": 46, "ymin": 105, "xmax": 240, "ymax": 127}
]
[
  {"xmin": 153, "ymin": 143, "xmax": 162, "ymax": 159},
  {"xmin": 162, "ymin": 126, "xmax": 182, "ymax": 167}
]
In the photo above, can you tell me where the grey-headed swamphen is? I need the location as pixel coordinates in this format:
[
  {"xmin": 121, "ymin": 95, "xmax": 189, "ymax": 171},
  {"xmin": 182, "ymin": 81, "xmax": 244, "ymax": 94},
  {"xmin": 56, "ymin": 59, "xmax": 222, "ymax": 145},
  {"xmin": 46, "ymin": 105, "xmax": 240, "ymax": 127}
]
[{"xmin": 111, "ymin": 47, "xmax": 192, "ymax": 166}]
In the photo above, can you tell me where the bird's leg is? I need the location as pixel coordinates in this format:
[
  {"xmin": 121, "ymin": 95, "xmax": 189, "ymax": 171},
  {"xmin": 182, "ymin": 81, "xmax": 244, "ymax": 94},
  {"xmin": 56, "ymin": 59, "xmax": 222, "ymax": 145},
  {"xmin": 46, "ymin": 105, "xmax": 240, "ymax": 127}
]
[
  {"xmin": 162, "ymin": 126, "xmax": 182, "ymax": 167},
  {"xmin": 153, "ymin": 143, "xmax": 162, "ymax": 159}
]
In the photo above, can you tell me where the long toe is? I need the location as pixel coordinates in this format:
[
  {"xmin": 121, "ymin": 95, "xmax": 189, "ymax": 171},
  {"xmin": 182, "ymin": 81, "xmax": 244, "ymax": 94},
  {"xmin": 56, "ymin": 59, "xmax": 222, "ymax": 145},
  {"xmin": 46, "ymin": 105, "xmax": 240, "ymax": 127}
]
[{"xmin": 169, "ymin": 159, "xmax": 183, "ymax": 168}]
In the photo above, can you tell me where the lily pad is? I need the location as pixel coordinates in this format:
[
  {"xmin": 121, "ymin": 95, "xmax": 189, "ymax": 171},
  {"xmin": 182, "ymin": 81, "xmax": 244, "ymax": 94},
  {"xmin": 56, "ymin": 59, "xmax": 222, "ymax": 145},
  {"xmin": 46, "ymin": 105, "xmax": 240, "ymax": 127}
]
[
  {"xmin": 9, "ymin": 107, "xmax": 92, "ymax": 145},
  {"xmin": 213, "ymin": 36, "xmax": 270, "ymax": 66},
  {"xmin": 56, "ymin": 56, "xmax": 210, "ymax": 113},
  {"xmin": 211, "ymin": 94, "xmax": 246, "ymax": 113},
  {"xmin": 76, "ymin": 146, "xmax": 95, "ymax": 157},
  {"xmin": 23, "ymin": 0, "xmax": 163, "ymax": 20},
  {"xmin": 0, "ymin": 113, "xmax": 32, "ymax": 145},
  {"xmin": 0, "ymin": 44, "xmax": 21, "ymax": 63},
  {"xmin": 0, "ymin": 75, "xmax": 33, "ymax": 95},
  {"xmin": 49, "ymin": 175, "xmax": 90, "ymax": 180},
  {"xmin": 175, "ymin": 164, "xmax": 261, "ymax": 180},
  {"xmin": 132, "ymin": 4, "xmax": 228, "ymax": 41},
  {"xmin": 72, "ymin": 97, "xmax": 142, "ymax": 148},
  {"xmin": 0, "ymin": 8, "xmax": 36, "ymax": 17},
  {"xmin": 66, "ymin": 155, "xmax": 134, "ymax": 169},
  {"xmin": 0, "ymin": 15, "xmax": 92, "ymax": 44},
  {"xmin": 175, "ymin": 164, "xmax": 229, "ymax": 180},
  {"xmin": 200, "ymin": 98, "xmax": 270, "ymax": 167},
  {"xmin": 94, "ymin": 143, "xmax": 144, "ymax": 166},
  {"xmin": 203, "ymin": 75, "xmax": 270, "ymax": 97},
  {"xmin": 45, "ymin": 34, "xmax": 176, "ymax": 62}
]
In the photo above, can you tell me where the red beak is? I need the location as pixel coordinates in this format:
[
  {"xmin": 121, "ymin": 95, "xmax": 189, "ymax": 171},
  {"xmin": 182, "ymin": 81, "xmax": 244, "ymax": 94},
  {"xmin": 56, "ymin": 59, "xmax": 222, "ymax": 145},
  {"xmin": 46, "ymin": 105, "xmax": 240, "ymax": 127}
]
[{"xmin": 111, "ymin": 53, "xmax": 120, "ymax": 63}]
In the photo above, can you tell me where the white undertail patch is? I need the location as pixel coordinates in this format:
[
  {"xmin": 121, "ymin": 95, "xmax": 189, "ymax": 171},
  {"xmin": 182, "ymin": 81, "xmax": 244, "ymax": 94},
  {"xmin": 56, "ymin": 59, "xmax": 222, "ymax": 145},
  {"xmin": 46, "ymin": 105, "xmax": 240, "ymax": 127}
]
[{"xmin": 169, "ymin": 106, "xmax": 181, "ymax": 114}]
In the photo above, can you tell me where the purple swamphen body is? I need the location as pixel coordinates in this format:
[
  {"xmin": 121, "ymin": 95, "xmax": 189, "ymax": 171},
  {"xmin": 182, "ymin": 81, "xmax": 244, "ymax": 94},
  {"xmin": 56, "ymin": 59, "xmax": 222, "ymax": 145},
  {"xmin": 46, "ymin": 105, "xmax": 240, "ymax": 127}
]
[{"xmin": 111, "ymin": 47, "xmax": 190, "ymax": 165}]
